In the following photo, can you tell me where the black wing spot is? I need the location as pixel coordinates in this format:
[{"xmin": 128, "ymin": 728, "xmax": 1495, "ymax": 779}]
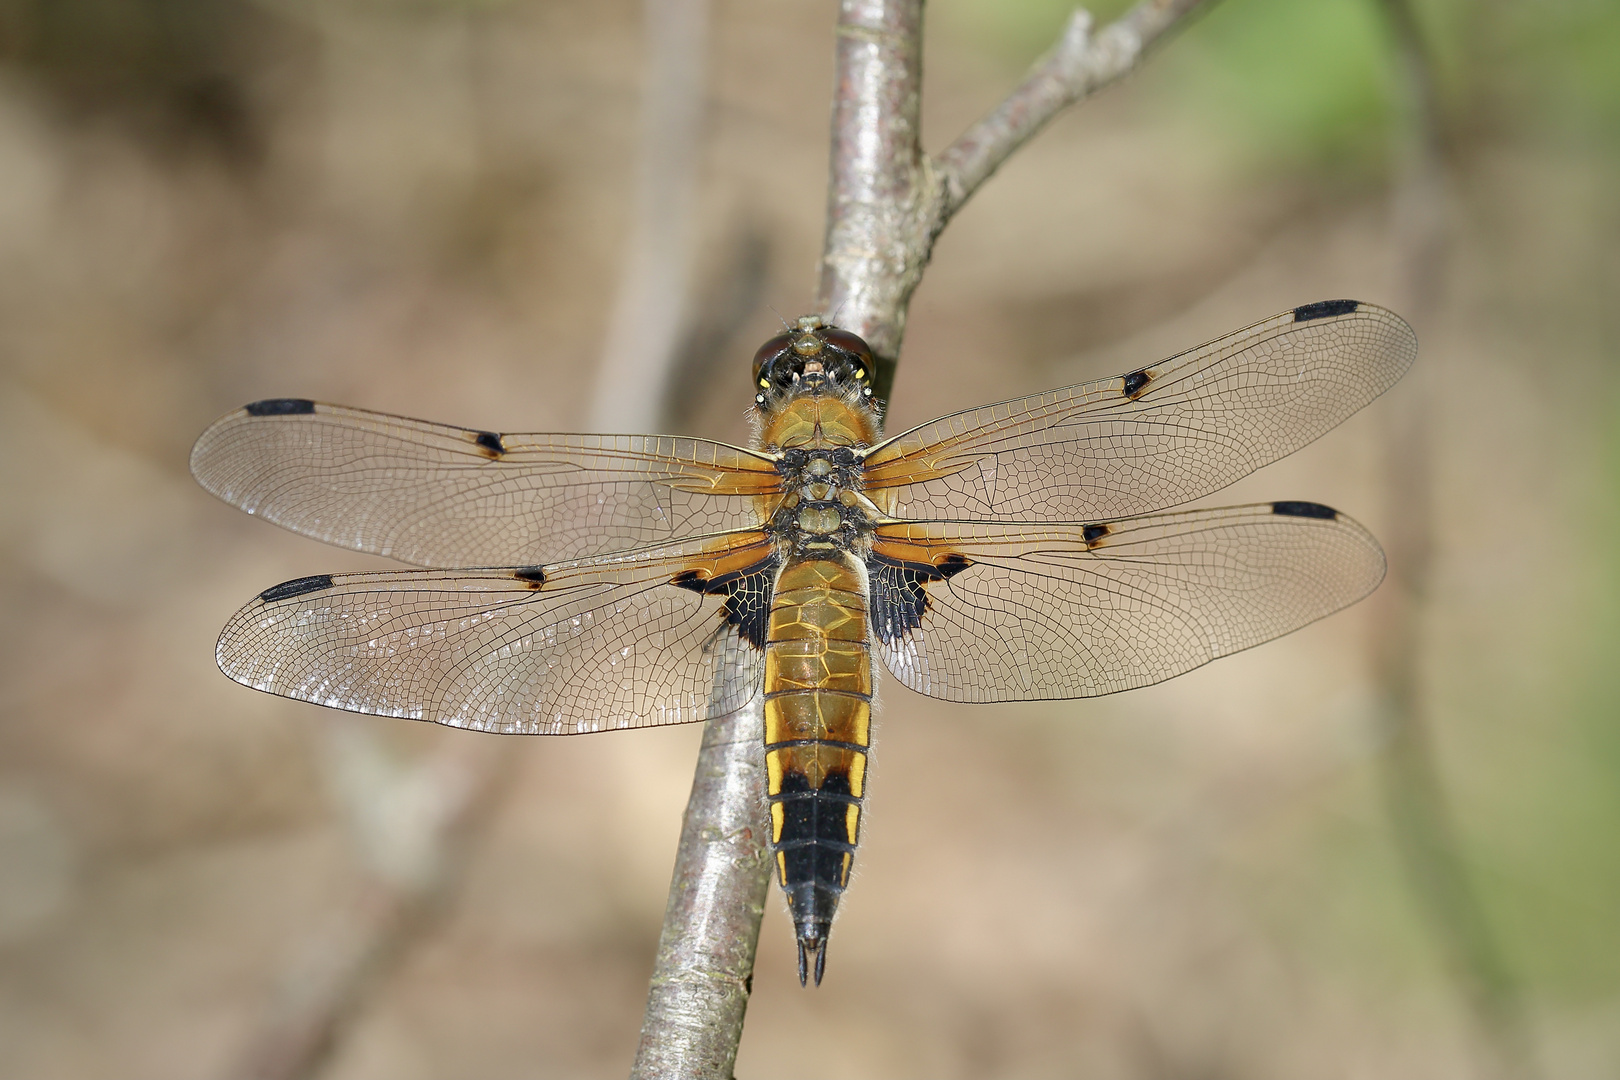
[
  {"xmin": 513, "ymin": 566, "xmax": 547, "ymax": 587},
  {"xmin": 475, "ymin": 431, "xmax": 505, "ymax": 458},
  {"xmin": 1292, "ymin": 299, "xmax": 1359, "ymax": 323},
  {"xmin": 1272, "ymin": 500, "xmax": 1338, "ymax": 520},
  {"xmin": 259, "ymin": 574, "xmax": 335, "ymax": 602},
  {"xmin": 869, "ymin": 551, "xmax": 973, "ymax": 644},
  {"xmin": 670, "ymin": 570, "xmax": 705, "ymax": 592},
  {"xmin": 1122, "ymin": 369, "xmax": 1151, "ymax": 399},
  {"xmin": 1083, "ymin": 523, "xmax": 1111, "ymax": 548},
  {"xmin": 671, "ymin": 556, "xmax": 777, "ymax": 649},
  {"xmin": 245, "ymin": 398, "xmax": 316, "ymax": 416}
]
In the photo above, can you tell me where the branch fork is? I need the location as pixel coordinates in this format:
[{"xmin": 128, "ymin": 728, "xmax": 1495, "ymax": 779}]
[{"xmin": 819, "ymin": 0, "xmax": 1210, "ymax": 406}]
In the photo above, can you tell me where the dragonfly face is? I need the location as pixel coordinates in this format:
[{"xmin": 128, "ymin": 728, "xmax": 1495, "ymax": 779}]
[
  {"xmin": 752, "ymin": 315, "xmax": 877, "ymax": 412},
  {"xmin": 191, "ymin": 300, "xmax": 1416, "ymax": 986}
]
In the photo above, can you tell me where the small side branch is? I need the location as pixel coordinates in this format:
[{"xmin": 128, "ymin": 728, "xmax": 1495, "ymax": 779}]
[{"xmin": 938, "ymin": 0, "xmax": 1206, "ymax": 214}]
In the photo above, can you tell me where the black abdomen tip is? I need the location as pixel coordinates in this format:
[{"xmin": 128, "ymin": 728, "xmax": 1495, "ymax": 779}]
[
  {"xmin": 259, "ymin": 574, "xmax": 335, "ymax": 602},
  {"xmin": 1272, "ymin": 500, "xmax": 1338, "ymax": 520},
  {"xmin": 1292, "ymin": 299, "xmax": 1359, "ymax": 323},
  {"xmin": 244, "ymin": 398, "xmax": 317, "ymax": 416}
]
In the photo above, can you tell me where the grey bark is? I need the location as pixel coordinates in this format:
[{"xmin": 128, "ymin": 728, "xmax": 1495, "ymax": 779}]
[{"xmin": 629, "ymin": 701, "xmax": 771, "ymax": 1080}]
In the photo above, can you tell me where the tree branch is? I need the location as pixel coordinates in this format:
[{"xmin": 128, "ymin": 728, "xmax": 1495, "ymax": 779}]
[
  {"xmin": 630, "ymin": 701, "xmax": 770, "ymax": 1079},
  {"xmin": 634, "ymin": 2, "xmax": 1211, "ymax": 1074},
  {"xmin": 817, "ymin": 0, "xmax": 1214, "ymax": 410},
  {"xmin": 937, "ymin": 0, "xmax": 1207, "ymax": 216}
]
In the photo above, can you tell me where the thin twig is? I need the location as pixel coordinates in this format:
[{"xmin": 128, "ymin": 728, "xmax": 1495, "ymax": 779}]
[{"xmin": 937, "ymin": 0, "xmax": 1208, "ymax": 215}]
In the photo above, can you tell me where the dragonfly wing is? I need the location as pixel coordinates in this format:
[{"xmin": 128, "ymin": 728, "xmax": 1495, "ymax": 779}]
[
  {"xmin": 191, "ymin": 401, "xmax": 781, "ymax": 566},
  {"xmin": 868, "ymin": 502, "xmax": 1385, "ymax": 702},
  {"xmin": 216, "ymin": 531, "xmax": 776, "ymax": 733},
  {"xmin": 862, "ymin": 302, "xmax": 1415, "ymax": 521}
]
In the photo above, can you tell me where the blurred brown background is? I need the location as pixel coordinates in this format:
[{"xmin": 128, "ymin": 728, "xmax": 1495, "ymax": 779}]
[{"xmin": 1, "ymin": 0, "xmax": 1617, "ymax": 1077}]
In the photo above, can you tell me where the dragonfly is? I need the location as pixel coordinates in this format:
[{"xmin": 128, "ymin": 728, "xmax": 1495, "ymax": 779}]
[{"xmin": 192, "ymin": 298, "xmax": 1415, "ymax": 986}]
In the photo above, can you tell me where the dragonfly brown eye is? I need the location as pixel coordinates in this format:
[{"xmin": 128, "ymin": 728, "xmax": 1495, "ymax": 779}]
[
  {"xmin": 752, "ymin": 333, "xmax": 795, "ymax": 385},
  {"xmin": 821, "ymin": 328, "xmax": 874, "ymax": 380}
]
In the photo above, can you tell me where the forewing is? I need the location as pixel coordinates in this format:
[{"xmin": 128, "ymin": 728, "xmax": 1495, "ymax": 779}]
[
  {"xmin": 216, "ymin": 532, "xmax": 776, "ymax": 733},
  {"xmin": 862, "ymin": 302, "xmax": 1415, "ymax": 521},
  {"xmin": 869, "ymin": 502, "xmax": 1385, "ymax": 702},
  {"xmin": 191, "ymin": 401, "xmax": 781, "ymax": 566}
]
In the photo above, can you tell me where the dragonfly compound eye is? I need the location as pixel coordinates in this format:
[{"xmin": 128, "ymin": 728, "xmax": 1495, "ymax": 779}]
[
  {"xmin": 753, "ymin": 333, "xmax": 796, "ymax": 389},
  {"xmin": 820, "ymin": 327, "xmax": 875, "ymax": 383}
]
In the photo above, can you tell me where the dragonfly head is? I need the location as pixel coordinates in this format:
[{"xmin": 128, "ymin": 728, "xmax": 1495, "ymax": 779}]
[{"xmin": 752, "ymin": 316, "xmax": 875, "ymax": 407}]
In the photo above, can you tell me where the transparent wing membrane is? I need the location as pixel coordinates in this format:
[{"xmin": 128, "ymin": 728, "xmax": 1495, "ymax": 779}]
[
  {"xmin": 191, "ymin": 401, "xmax": 781, "ymax": 566},
  {"xmin": 870, "ymin": 503, "xmax": 1386, "ymax": 702},
  {"xmin": 215, "ymin": 531, "xmax": 773, "ymax": 733},
  {"xmin": 862, "ymin": 303, "xmax": 1415, "ymax": 522}
]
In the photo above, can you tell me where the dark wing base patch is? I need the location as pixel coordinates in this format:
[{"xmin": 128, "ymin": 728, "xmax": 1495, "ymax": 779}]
[
  {"xmin": 672, "ymin": 555, "xmax": 778, "ymax": 649},
  {"xmin": 868, "ymin": 551, "xmax": 971, "ymax": 645}
]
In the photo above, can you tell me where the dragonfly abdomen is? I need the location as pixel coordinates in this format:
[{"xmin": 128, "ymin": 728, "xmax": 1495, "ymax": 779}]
[{"xmin": 763, "ymin": 550, "xmax": 871, "ymax": 986}]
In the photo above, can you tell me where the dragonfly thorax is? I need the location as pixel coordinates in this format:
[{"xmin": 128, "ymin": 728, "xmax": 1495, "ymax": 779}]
[{"xmin": 769, "ymin": 446, "xmax": 874, "ymax": 556}]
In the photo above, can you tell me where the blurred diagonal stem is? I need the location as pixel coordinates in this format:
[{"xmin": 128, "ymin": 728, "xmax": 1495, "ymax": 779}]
[
  {"xmin": 1373, "ymin": 0, "xmax": 1537, "ymax": 1076},
  {"xmin": 226, "ymin": 729, "xmax": 511, "ymax": 1080},
  {"xmin": 592, "ymin": 0, "xmax": 711, "ymax": 433},
  {"xmin": 632, "ymin": 0, "xmax": 1213, "ymax": 1075}
]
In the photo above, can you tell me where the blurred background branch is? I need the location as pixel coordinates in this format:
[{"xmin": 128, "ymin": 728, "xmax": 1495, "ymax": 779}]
[
  {"xmin": 232, "ymin": 1, "xmax": 721, "ymax": 1076},
  {"xmin": 591, "ymin": 0, "xmax": 710, "ymax": 434},
  {"xmin": 1372, "ymin": 0, "xmax": 1536, "ymax": 1076},
  {"xmin": 224, "ymin": 730, "xmax": 510, "ymax": 1080}
]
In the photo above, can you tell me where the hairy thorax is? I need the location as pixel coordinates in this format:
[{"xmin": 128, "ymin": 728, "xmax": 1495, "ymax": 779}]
[{"xmin": 757, "ymin": 393, "xmax": 883, "ymax": 558}]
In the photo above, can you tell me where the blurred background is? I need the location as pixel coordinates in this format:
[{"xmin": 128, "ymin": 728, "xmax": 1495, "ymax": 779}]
[{"xmin": 1, "ymin": 0, "xmax": 1616, "ymax": 1077}]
